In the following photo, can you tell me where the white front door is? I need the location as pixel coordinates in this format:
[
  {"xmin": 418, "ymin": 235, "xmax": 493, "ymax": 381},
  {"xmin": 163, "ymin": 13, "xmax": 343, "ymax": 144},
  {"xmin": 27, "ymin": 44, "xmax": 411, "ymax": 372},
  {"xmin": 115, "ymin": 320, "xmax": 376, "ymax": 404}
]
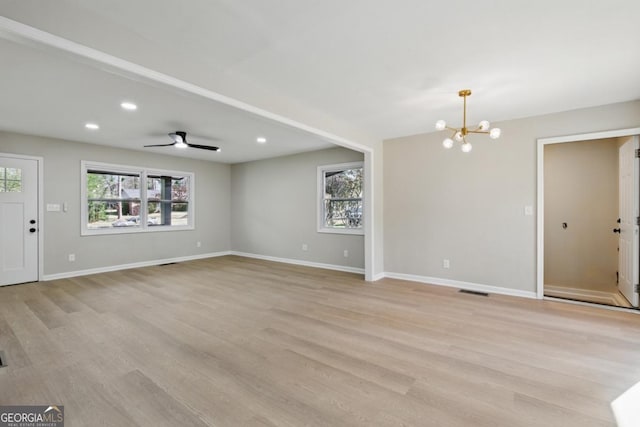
[
  {"xmin": 0, "ymin": 156, "xmax": 39, "ymax": 286},
  {"xmin": 618, "ymin": 137, "xmax": 639, "ymax": 307}
]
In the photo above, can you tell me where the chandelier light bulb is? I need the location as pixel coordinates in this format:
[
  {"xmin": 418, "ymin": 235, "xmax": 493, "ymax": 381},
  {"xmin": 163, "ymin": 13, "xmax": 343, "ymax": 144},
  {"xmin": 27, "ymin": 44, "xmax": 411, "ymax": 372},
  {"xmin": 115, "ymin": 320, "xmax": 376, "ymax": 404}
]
[
  {"xmin": 478, "ymin": 120, "xmax": 490, "ymax": 131},
  {"xmin": 461, "ymin": 142, "xmax": 472, "ymax": 153},
  {"xmin": 489, "ymin": 128, "xmax": 501, "ymax": 139},
  {"xmin": 435, "ymin": 120, "xmax": 447, "ymax": 131},
  {"xmin": 442, "ymin": 138, "xmax": 454, "ymax": 149},
  {"xmin": 454, "ymin": 131, "xmax": 463, "ymax": 142}
]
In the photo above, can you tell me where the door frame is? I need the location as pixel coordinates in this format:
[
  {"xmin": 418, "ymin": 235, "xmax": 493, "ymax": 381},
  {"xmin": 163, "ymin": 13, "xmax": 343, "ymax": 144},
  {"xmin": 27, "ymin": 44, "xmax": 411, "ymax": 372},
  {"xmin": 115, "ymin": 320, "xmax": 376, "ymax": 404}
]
[
  {"xmin": 536, "ymin": 127, "xmax": 640, "ymax": 300},
  {"xmin": 0, "ymin": 152, "xmax": 44, "ymax": 283}
]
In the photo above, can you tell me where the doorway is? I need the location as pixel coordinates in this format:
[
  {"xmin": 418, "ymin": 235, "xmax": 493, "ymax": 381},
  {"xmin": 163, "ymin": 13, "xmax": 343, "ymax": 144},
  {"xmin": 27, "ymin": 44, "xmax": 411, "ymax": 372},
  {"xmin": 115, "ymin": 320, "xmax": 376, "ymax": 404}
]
[
  {"xmin": 537, "ymin": 129, "xmax": 640, "ymax": 309},
  {"xmin": 0, "ymin": 153, "xmax": 41, "ymax": 286}
]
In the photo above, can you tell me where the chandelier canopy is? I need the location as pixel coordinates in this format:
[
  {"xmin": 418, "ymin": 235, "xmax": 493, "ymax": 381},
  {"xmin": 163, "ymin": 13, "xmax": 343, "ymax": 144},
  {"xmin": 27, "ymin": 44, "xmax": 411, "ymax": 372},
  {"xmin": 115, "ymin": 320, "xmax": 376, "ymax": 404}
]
[{"xmin": 435, "ymin": 89, "xmax": 501, "ymax": 153}]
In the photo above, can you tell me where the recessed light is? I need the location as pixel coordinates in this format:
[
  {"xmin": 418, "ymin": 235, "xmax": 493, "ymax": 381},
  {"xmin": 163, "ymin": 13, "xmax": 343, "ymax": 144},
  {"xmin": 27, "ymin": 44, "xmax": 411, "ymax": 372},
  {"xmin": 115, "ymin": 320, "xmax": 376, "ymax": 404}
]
[
  {"xmin": 256, "ymin": 137, "xmax": 267, "ymax": 144},
  {"xmin": 85, "ymin": 123, "xmax": 100, "ymax": 130},
  {"xmin": 120, "ymin": 102, "xmax": 137, "ymax": 111}
]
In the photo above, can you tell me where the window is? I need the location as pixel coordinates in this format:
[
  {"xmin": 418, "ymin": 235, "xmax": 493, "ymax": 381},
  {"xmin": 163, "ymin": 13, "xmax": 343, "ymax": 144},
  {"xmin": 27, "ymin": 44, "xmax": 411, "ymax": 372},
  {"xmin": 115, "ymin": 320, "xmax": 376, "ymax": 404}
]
[
  {"xmin": 81, "ymin": 161, "xmax": 194, "ymax": 235},
  {"xmin": 0, "ymin": 167, "xmax": 22, "ymax": 192},
  {"xmin": 317, "ymin": 162, "xmax": 363, "ymax": 234}
]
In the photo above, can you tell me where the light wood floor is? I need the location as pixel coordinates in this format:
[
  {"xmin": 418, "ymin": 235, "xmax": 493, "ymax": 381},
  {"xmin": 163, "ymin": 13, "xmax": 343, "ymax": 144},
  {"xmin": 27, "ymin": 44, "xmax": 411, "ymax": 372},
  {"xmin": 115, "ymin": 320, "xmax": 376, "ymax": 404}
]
[{"xmin": 1, "ymin": 256, "xmax": 639, "ymax": 427}]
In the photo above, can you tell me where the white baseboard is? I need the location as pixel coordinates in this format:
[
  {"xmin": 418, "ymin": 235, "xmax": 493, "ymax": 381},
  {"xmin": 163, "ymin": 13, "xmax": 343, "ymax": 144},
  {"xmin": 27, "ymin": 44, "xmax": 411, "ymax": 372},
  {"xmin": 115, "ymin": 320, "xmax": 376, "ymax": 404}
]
[
  {"xmin": 230, "ymin": 251, "xmax": 365, "ymax": 275},
  {"xmin": 42, "ymin": 251, "xmax": 232, "ymax": 281},
  {"xmin": 382, "ymin": 271, "xmax": 538, "ymax": 299},
  {"xmin": 371, "ymin": 272, "xmax": 386, "ymax": 281}
]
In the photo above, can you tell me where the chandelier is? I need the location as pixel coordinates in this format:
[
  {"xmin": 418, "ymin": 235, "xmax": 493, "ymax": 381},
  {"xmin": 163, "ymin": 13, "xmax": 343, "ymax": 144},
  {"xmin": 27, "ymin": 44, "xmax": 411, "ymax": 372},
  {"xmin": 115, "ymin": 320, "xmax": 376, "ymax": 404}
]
[{"xmin": 435, "ymin": 89, "xmax": 501, "ymax": 152}]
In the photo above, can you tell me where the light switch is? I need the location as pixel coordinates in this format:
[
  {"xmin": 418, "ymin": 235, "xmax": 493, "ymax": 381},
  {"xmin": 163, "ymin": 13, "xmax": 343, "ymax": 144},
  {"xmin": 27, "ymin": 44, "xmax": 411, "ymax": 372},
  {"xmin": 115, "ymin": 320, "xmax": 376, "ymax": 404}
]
[{"xmin": 47, "ymin": 203, "xmax": 61, "ymax": 212}]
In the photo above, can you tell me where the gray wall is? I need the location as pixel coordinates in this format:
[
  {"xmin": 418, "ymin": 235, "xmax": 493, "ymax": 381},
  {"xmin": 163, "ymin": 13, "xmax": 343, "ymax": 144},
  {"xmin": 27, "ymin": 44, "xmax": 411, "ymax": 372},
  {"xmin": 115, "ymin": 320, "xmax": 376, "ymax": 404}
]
[
  {"xmin": 544, "ymin": 138, "xmax": 619, "ymax": 291},
  {"xmin": 383, "ymin": 100, "xmax": 640, "ymax": 293},
  {"xmin": 231, "ymin": 147, "xmax": 365, "ymax": 269},
  {"xmin": 0, "ymin": 131, "xmax": 231, "ymax": 276}
]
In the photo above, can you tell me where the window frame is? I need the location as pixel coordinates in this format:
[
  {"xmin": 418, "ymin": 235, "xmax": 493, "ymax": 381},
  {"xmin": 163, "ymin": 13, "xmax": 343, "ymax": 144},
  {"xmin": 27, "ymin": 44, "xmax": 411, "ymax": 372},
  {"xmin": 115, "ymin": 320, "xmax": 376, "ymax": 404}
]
[
  {"xmin": 81, "ymin": 161, "xmax": 195, "ymax": 236},
  {"xmin": 317, "ymin": 161, "xmax": 364, "ymax": 235}
]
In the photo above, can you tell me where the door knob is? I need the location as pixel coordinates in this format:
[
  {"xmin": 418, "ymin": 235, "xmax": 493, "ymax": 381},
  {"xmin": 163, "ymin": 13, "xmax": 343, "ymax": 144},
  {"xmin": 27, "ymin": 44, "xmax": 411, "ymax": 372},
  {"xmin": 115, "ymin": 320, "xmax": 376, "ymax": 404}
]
[{"xmin": 613, "ymin": 228, "xmax": 621, "ymax": 233}]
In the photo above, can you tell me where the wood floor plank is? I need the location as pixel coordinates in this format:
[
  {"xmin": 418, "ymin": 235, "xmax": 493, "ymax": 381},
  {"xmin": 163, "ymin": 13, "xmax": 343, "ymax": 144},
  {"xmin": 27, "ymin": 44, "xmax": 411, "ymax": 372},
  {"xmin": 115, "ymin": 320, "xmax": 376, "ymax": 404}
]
[{"xmin": 0, "ymin": 255, "xmax": 638, "ymax": 427}]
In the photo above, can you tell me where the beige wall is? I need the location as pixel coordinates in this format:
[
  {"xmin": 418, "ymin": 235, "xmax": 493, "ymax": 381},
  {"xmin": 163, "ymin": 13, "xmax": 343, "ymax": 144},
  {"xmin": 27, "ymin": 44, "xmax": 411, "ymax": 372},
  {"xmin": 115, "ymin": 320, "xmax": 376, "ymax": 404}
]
[
  {"xmin": 544, "ymin": 138, "xmax": 619, "ymax": 291},
  {"xmin": 231, "ymin": 147, "xmax": 365, "ymax": 269},
  {"xmin": 383, "ymin": 100, "xmax": 640, "ymax": 293},
  {"xmin": 0, "ymin": 131, "xmax": 231, "ymax": 276}
]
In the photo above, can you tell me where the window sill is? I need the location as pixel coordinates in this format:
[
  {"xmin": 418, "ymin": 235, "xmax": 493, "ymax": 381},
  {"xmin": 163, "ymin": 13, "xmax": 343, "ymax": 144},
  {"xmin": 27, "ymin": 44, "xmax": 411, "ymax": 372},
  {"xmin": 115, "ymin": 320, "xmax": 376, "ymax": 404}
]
[
  {"xmin": 317, "ymin": 227, "xmax": 364, "ymax": 236},
  {"xmin": 81, "ymin": 225, "xmax": 195, "ymax": 236}
]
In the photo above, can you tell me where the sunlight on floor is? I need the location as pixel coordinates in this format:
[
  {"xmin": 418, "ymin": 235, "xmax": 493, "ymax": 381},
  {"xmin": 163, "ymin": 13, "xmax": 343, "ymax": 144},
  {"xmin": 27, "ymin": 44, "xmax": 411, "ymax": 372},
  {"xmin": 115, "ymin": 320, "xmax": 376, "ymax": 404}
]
[{"xmin": 611, "ymin": 380, "xmax": 640, "ymax": 427}]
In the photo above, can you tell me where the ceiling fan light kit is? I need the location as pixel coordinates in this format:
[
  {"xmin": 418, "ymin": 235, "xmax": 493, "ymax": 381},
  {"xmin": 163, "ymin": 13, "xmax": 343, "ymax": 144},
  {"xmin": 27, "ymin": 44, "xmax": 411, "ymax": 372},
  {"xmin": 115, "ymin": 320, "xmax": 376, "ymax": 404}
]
[
  {"xmin": 144, "ymin": 131, "xmax": 220, "ymax": 152},
  {"xmin": 435, "ymin": 89, "xmax": 501, "ymax": 153}
]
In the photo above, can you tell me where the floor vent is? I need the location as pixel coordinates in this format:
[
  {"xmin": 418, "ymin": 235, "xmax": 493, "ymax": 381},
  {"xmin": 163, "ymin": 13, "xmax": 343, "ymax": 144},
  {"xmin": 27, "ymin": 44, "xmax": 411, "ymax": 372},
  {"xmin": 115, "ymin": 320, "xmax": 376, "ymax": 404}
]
[
  {"xmin": 459, "ymin": 289, "xmax": 489, "ymax": 297},
  {"xmin": 159, "ymin": 262, "xmax": 177, "ymax": 266},
  {"xmin": 0, "ymin": 350, "xmax": 7, "ymax": 368}
]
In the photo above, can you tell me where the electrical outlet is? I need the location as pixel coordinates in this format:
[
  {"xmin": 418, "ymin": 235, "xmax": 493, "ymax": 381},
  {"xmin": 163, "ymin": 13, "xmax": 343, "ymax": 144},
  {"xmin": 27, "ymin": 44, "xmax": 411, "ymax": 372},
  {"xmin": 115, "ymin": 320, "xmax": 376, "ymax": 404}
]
[
  {"xmin": 196, "ymin": 241, "xmax": 201, "ymax": 248},
  {"xmin": 443, "ymin": 259, "xmax": 450, "ymax": 269},
  {"xmin": 343, "ymin": 250, "xmax": 349, "ymax": 258},
  {"xmin": 302, "ymin": 244, "xmax": 308, "ymax": 251},
  {"xmin": 68, "ymin": 254, "xmax": 76, "ymax": 262}
]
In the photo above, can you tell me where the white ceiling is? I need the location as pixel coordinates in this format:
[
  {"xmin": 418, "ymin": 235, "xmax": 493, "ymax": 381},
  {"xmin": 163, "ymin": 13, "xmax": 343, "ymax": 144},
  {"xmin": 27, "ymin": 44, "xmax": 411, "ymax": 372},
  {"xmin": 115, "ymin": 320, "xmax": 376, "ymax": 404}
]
[
  {"xmin": 0, "ymin": 38, "xmax": 337, "ymax": 163},
  {"xmin": 1, "ymin": 0, "xmax": 639, "ymax": 154}
]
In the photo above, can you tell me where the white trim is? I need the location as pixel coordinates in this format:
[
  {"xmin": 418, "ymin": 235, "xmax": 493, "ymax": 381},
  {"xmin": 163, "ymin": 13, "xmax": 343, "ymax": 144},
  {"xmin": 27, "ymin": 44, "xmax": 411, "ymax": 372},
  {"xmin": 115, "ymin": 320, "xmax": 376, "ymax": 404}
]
[
  {"xmin": 536, "ymin": 127, "xmax": 640, "ymax": 301},
  {"xmin": 0, "ymin": 16, "xmax": 376, "ymax": 284},
  {"xmin": 42, "ymin": 251, "xmax": 231, "ymax": 281},
  {"xmin": 317, "ymin": 161, "xmax": 364, "ymax": 235},
  {"xmin": 230, "ymin": 251, "xmax": 365, "ymax": 275},
  {"xmin": 80, "ymin": 160, "xmax": 195, "ymax": 236},
  {"xmin": 0, "ymin": 152, "xmax": 44, "ymax": 283},
  {"xmin": 383, "ymin": 272, "xmax": 538, "ymax": 299},
  {"xmin": 544, "ymin": 284, "xmax": 633, "ymax": 308},
  {"xmin": 538, "ymin": 127, "xmax": 640, "ymax": 145},
  {"xmin": 364, "ymin": 151, "xmax": 374, "ymax": 281}
]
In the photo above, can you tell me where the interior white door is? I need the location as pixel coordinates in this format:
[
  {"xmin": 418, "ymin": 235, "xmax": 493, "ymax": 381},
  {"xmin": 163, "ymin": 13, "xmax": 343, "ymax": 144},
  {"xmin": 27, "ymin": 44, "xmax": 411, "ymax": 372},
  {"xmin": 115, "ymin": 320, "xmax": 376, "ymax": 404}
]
[
  {"xmin": 618, "ymin": 137, "xmax": 639, "ymax": 307},
  {"xmin": 0, "ymin": 156, "xmax": 38, "ymax": 286}
]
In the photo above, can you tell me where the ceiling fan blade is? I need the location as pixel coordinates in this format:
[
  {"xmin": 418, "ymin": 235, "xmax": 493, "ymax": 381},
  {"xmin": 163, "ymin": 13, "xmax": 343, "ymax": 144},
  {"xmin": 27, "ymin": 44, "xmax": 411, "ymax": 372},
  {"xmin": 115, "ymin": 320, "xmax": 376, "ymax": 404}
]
[
  {"xmin": 144, "ymin": 143, "xmax": 176, "ymax": 147},
  {"xmin": 186, "ymin": 142, "xmax": 220, "ymax": 151}
]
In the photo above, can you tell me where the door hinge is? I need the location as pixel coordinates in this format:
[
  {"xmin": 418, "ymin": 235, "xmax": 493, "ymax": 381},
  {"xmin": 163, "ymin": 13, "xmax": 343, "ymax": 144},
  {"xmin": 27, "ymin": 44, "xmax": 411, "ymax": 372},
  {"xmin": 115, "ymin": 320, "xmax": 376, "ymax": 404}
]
[
  {"xmin": 637, "ymin": 217, "xmax": 640, "ymax": 226},
  {"xmin": 636, "ymin": 284, "xmax": 640, "ymax": 293},
  {"xmin": 636, "ymin": 149, "xmax": 640, "ymax": 158}
]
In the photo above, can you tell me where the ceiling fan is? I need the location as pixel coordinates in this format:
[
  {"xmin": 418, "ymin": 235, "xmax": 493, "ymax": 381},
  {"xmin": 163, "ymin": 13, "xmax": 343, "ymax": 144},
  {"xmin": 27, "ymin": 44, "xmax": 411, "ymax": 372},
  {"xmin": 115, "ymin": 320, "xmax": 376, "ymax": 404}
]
[{"xmin": 144, "ymin": 131, "xmax": 220, "ymax": 152}]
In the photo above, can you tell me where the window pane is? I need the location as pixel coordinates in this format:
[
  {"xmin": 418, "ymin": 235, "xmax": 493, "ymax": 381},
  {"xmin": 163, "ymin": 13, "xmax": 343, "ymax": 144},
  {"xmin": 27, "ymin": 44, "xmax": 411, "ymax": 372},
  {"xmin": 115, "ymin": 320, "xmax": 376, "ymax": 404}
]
[
  {"xmin": 87, "ymin": 172, "xmax": 140, "ymax": 199},
  {"xmin": 322, "ymin": 166, "xmax": 363, "ymax": 229},
  {"xmin": 148, "ymin": 202, "xmax": 189, "ymax": 226},
  {"xmin": 324, "ymin": 199, "xmax": 363, "ymax": 228},
  {"xmin": 147, "ymin": 175, "xmax": 190, "ymax": 227},
  {"xmin": 87, "ymin": 200, "xmax": 141, "ymax": 229},
  {"xmin": 0, "ymin": 167, "xmax": 22, "ymax": 192},
  {"xmin": 6, "ymin": 168, "xmax": 21, "ymax": 180},
  {"xmin": 5, "ymin": 180, "xmax": 21, "ymax": 192},
  {"xmin": 172, "ymin": 177, "xmax": 189, "ymax": 201},
  {"xmin": 325, "ymin": 168, "xmax": 363, "ymax": 199}
]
